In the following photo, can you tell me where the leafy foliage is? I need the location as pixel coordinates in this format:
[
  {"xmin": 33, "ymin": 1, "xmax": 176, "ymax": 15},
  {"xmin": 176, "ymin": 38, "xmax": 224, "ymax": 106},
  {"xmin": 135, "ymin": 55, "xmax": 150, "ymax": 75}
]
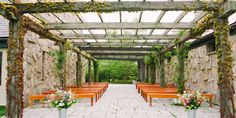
[
  {"xmin": 97, "ymin": 60, "xmax": 137, "ymax": 83},
  {"xmin": 49, "ymin": 40, "xmax": 73, "ymax": 87},
  {"xmin": 0, "ymin": 106, "xmax": 6, "ymax": 116}
]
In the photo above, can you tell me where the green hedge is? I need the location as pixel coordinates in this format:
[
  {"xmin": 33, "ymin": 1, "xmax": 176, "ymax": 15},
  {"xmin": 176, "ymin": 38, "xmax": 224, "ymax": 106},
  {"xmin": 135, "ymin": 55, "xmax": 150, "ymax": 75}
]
[{"xmin": 0, "ymin": 106, "xmax": 6, "ymax": 117}]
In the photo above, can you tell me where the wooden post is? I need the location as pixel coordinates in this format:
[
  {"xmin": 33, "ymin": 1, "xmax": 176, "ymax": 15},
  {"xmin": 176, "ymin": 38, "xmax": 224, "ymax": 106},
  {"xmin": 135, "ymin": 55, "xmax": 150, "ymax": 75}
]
[
  {"xmin": 76, "ymin": 53, "xmax": 83, "ymax": 87},
  {"xmin": 88, "ymin": 59, "xmax": 91, "ymax": 84},
  {"xmin": 176, "ymin": 43, "xmax": 185, "ymax": 93},
  {"xmin": 214, "ymin": 16, "xmax": 235, "ymax": 117},
  {"xmin": 137, "ymin": 61, "xmax": 141, "ymax": 81},
  {"xmin": 6, "ymin": 16, "xmax": 26, "ymax": 118},
  {"xmin": 58, "ymin": 43, "xmax": 66, "ymax": 89},
  {"xmin": 145, "ymin": 64, "xmax": 150, "ymax": 83},
  {"xmin": 150, "ymin": 63, "xmax": 156, "ymax": 84},
  {"xmin": 141, "ymin": 61, "xmax": 145, "ymax": 82},
  {"xmin": 93, "ymin": 61, "xmax": 98, "ymax": 82},
  {"xmin": 159, "ymin": 55, "xmax": 166, "ymax": 87}
]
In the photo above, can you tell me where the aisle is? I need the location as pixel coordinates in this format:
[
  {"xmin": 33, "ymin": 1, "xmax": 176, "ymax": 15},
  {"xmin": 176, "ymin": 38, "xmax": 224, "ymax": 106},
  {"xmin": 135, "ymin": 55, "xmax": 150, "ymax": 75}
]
[{"xmin": 23, "ymin": 84, "xmax": 220, "ymax": 118}]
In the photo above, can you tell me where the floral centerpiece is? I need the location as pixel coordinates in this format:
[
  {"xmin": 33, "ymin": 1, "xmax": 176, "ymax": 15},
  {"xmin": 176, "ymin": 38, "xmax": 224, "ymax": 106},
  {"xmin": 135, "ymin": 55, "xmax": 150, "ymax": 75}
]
[
  {"xmin": 178, "ymin": 91, "xmax": 205, "ymax": 118},
  {"xmin": 46, "ymin": 90, "xmax": 77, "ymax": 118}
]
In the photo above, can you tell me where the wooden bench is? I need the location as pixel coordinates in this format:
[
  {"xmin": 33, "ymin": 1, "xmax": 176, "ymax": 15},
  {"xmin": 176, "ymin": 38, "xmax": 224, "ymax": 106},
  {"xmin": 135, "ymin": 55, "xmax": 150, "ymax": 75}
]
[
  {"xmin": 148, "ymin": 93, "xmax": 214, "ymax": 107},
  {"xmin": 68, "ymin": 88, "xmax": 102, "ymax": 101},
  {"xmin": 141, "ymin": 88, "xmax": 177, "ymax": 100},
  {"xmin": 72, "ymin": 93, "xmax": 96, "ymax": 106},
  {"xmin": 28, "ymin": 95, "xmax": 47, "ymax": 108}
]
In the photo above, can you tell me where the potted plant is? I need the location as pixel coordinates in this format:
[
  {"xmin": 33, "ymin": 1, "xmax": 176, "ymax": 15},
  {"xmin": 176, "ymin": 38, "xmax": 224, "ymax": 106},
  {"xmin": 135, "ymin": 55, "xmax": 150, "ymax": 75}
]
[
  {"xmin": 178, "ymin": 91, "xmax": 205, "ymax": 118},
  {"xmin": 46, "ymin": 90, "xmax": 77, "ymax": 118}
]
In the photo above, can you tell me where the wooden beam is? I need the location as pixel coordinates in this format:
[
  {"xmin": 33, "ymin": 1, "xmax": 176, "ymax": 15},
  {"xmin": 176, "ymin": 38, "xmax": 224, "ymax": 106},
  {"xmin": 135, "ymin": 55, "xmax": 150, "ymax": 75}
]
[
  {"xmin": 94, "ymin": 55, "xmax": 144, "ymax": 61},
  {"xmin": 161, "ymin": 12, "xmax": 215, "ymax": 53},
  {"xmin": 75, "ymin": 42, "xmax": 166, "ymax": 47},
  {"xmin": 63, "ymin": 34, "xmax": 179, "ymax": 39},
  {"xmin": 73, "ymin": 47, "xmax": 95, "ymax": 61},
  {"xmin": 16, "ymin": 1, "xmax": 219, "ymax": 13},
  {"xmin": 87, "ymin": 50, "xmax": 151, "ymax": 54},
  {"xmin": 221, "ymin": 1, "xmax": 236, "ymax": 18},
  {"xmin": 46, "ymin": 22, "xmax": 195, "ymax": 30},
  {"xmin": 92, "ymin": 53, "xmax": 148, "ymax": 56},
  {"xmin": 0, "ymin": 3, "xmax": 19, "ymax": 20},
  {"xmin": 79, "ymin": 47, "xmax": 152, "ymax": 51},
  {"xmin": 23, "ymin": 16, "xmax": 65, "ymax": 43}
]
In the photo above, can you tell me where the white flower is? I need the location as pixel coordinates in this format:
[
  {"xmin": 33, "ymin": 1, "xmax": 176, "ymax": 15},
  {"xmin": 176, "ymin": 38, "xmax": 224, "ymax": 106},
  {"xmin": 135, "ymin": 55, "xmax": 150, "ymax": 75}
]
[{"xmin": 59, "ymin": 102, "xmax": 65, "ymax": 107}]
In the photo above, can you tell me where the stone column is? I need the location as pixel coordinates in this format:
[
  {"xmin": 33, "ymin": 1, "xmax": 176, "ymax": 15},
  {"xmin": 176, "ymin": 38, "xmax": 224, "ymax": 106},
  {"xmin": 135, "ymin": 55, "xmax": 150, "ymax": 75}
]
[
  {"xmin": 88, "ymin": 59, "xmax": 92, "ymax": 84},
  {"xmin": 214, "ymin": 16, "xmax": 235, "ymax": 117},
  {"xmin": 6, "ymin": 16, "xmax": 26, "ymax": 118},
  {"xmin": 76, "ymin": 53, "xmax": 83, "ymax": 87}
]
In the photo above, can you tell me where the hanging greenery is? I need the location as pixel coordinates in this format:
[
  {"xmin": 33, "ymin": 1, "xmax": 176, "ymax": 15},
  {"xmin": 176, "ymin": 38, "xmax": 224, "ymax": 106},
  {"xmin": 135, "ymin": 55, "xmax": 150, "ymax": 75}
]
[
  {"xmin": 144, "ymin": 52, "xmax": 157, "ymax": 84},
  {"xmin": 49, "ymin": 40, "xmax": 73, "ymax": 88}
]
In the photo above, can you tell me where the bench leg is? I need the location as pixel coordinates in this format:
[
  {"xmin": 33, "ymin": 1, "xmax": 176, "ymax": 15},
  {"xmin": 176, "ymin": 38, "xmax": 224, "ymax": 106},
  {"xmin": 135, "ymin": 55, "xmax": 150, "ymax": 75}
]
[
  {"xmin": 41, "ymin": 100, "xmax": 45, "ymax": 108},
  {"xmin": 210, "ymin": 98, "xmax": 212, "ymax": 107},
  {"xmin": 91, "ymin": 97, "xmax": 94, "ymax": 106},
  {"xmin": 29, "ymin": 99, "xmax": 33, "ymax": 108},
  {"xmin": 95, "ymin": 95, "xmax": 97, "ymax": 102},
  {"xmin": 150, "ymin": 97, "xmax": 152, "ymax": 107}
]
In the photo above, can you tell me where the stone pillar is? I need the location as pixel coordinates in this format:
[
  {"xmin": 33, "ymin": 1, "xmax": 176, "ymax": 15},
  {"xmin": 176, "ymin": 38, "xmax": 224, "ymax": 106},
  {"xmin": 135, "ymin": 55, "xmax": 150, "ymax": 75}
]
[
  {"xmin": 76, "ymin": 53, "xmax": 83, "ymax": 87},
  {"xmin": 214, "ymin": 16, "xmax": 235, "ymax": 117},
  {"xmin": 176, "ymin": 42, "xmax": 185, "ymax": 93},
  {"xmin": 88, "ymin": 59, "xmax": 91, "ymax": 84},
  {"xmin": 6, "ymin": 16, "xmax": 26, "ymax": 118}
]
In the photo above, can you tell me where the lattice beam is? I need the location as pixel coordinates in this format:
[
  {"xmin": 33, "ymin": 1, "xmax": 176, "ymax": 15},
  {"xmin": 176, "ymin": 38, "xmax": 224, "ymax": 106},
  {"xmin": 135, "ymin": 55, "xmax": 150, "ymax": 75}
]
[
  {"xmin": 46, "ymin": 22, "xmax": 195, "ymax": 30},
  {"xmin": 63, "ymin": 34, "xmax": 179, "ymax": 39},
  {"xmin": 16, "ymin": 1, "xmax": 219, "ymax": 13}
]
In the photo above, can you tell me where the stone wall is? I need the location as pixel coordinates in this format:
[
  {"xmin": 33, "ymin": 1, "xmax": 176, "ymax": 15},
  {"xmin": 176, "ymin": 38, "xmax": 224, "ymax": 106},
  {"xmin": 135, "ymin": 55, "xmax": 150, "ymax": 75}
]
[
  {"xmin": 164, "ymin": 34, "xmax": 236, "ymax": 105},
  {"xmin": 23, "ymin": 31, "xmax": 86, "ymax": 106}
]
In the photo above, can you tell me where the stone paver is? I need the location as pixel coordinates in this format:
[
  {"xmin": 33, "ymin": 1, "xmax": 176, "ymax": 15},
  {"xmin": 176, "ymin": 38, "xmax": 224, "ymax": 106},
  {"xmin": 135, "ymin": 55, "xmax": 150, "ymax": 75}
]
[{"xmin": 23, "ymin": 84, "xmax": 220, "ymax": 118}]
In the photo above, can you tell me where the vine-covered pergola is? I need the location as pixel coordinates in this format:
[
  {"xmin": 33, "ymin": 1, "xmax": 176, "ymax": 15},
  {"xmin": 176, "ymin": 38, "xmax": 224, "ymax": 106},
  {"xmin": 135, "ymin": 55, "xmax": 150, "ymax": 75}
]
[{"xmin": 0, "ymin": 0, "xmax": 236, "ymax": 117}]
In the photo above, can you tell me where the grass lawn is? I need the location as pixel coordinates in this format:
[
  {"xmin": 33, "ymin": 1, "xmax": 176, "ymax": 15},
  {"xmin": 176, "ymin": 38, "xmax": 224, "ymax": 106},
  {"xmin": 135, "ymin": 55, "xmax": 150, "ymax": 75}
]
[{"xmin": 0, "ymin": 106, "xmax": 6, "ymax": 117}]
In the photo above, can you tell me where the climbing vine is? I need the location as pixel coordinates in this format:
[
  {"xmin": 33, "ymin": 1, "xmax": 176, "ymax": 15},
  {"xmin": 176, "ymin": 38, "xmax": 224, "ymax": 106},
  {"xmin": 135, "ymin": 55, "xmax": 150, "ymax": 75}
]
[
  {"xmin": 213, "ymin": 9, "xmax": 235, "ymax": 117},
  {"xmin": 6, "ymin": 16, "xmax": 27, "ymax": 118},
  {"xmin": 49, "ymin": 40, "xmax": 72, "ymax": 89},
  {"xmin": 0, "ymin": 2, "xmax": 19, "ymax": 20},
  {"xmin": 144, "ymin": 52, "xmax": 156, "ymax": 84}
]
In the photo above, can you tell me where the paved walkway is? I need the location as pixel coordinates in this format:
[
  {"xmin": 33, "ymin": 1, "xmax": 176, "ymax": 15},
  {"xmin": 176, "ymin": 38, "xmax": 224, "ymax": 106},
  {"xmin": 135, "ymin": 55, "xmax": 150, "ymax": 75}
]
[{"xmin": 23, "ymin": 84, "xmax": 220, "ymax": 118}]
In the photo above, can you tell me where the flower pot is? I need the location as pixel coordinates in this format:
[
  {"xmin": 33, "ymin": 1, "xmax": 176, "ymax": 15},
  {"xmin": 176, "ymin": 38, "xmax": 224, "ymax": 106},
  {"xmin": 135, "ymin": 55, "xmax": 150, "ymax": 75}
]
[
  {"xmin": 187, "ymin": 109, "xmax": 196, "ymax": 118},
  {"xmin": 59, "ymin": 109, "xmax": 67, "ymax": 118}
]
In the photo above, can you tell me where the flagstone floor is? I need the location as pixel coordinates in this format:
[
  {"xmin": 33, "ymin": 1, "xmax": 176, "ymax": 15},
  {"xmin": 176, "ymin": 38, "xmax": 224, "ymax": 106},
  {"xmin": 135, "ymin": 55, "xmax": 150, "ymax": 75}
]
[{"xmin": 23, "ymin": 84, "xmax": 220, "ymax": 118}]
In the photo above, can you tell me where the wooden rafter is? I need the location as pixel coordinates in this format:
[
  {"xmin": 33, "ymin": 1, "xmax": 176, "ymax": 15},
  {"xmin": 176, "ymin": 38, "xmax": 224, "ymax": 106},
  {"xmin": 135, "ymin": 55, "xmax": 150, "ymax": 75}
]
[
  {"xmin": 79, "ymin": 47, "xmax": 152, "ymax": 51},
  {"xmin": 16, "ymin": 1, "xmax": 219, "ymax": 13},
  {"xmin": 63, "ymin": 34, "xmax": 180, "ymax": 40},
  {"xmin": 94, "ymin": 55, "xmax": 144, "ymax": 61},
  {"xmin": 75, "ymin": 42, "xmax": 166, "ymax": 47},
  {"xmin": 46, "ymin": 22, "xmax": 195, "ymax": 30}
]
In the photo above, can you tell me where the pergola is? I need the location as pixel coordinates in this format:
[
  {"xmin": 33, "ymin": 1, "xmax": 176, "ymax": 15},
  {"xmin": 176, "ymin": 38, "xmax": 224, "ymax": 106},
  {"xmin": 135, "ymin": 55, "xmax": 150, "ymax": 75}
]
[{"xmin": 0, "ymin": 0, "xmax": 236, "ymax": 117}]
